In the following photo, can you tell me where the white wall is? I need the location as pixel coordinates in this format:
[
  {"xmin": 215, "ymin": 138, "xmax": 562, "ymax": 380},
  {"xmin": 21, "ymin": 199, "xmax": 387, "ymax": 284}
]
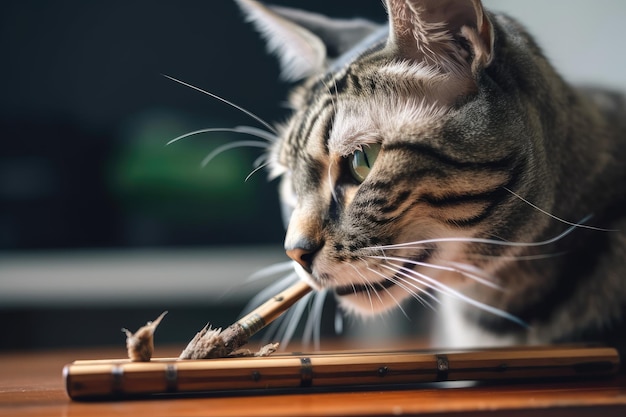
[{"xmin": 483, "ymin": 0, "xmax": 626, "ymax": 90}]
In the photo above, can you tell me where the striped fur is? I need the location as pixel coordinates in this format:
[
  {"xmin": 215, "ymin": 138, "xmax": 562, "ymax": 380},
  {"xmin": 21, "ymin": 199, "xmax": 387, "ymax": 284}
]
[{"xmin": 237, "ymin": 0, "xmax": 626, "ymax": 352}]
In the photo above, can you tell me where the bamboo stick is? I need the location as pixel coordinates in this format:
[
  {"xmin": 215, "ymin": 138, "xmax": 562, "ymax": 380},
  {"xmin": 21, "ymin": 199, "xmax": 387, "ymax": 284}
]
[
  {"xmin": 179, "ymin": 280, "xmax": 312, "ymax": 359},
  {"xmin": 64, "ymin": 345, "xmax": 620, "ymax": 400}
]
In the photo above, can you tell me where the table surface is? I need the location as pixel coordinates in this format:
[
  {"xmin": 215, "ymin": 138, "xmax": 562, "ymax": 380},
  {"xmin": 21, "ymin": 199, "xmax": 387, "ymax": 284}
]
[{"xmin": 2, "ymin": 345, "xmax": 626, "ymax": 417}]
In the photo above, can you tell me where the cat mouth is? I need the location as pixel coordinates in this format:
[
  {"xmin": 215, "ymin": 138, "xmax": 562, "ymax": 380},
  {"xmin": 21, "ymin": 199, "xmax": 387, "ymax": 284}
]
[
  {"xmin": 334, "ymin": 257, "xmax": 425, "ymax": 297},
  {"xmin": 334, "ymin": 278, "xmax": 396, "ymax": 297}
]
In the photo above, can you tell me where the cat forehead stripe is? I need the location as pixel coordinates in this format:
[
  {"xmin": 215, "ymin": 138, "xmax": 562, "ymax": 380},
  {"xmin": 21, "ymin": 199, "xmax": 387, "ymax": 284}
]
[
  {"xmin": 288, "ymin": 61, "xmax": 451, "ymax": 159},
  {"xmin": 328, "ymin": 94, "xmax": 448, "ymax": 157}
]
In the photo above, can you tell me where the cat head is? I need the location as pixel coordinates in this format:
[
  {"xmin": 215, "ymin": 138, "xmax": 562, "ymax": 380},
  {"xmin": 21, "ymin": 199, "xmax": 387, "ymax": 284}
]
[{"xmin": 236, "ymin": 0, "xmax": 551, "ymax": 316}]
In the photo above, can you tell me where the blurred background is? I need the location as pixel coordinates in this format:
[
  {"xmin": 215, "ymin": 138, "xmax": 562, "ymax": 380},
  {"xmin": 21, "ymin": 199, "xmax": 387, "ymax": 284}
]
[{"xmin": 1, "ymin": 0, "xmax": 625, "ymax": 351}]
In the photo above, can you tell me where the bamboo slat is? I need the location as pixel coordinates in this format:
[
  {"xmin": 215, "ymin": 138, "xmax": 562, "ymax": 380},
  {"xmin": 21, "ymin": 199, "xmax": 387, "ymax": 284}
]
[{"xmin": 64, "ymin": 345, "xmax": 620, "ymax": 400}]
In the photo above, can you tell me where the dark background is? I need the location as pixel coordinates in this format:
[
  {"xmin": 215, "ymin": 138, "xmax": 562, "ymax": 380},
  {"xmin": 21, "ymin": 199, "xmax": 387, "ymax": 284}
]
[
  {"xmin": 0, "ymin": 0, "xmax": 384, "ymax": 252},
  {"xmin": 0, "ymin": 0, "xmax": 386, "ymax": 351}
]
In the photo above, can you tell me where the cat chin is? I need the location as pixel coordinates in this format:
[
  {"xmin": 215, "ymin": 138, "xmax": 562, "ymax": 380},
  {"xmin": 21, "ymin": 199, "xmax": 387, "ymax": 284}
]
[
  {"xmin": 336, "ymin": 294, "xmax": 404, "ymax": 317},
  {"xmin": 334, "ymin": 286, "xmax": 412, "ymax": 317}
]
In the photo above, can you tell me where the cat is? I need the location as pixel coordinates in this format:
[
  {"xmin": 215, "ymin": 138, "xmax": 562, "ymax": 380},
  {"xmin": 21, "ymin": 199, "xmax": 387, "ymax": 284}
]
[{"xmin": 232, "ymin": 0, "xmax": 626, "ymax": 354}]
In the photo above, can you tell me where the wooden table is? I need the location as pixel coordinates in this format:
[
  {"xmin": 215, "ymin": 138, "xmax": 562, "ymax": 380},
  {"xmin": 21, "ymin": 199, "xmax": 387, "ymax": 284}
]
[{"xmin": 2, "ymin": 346, "xmax": 626, "ymax": 417}]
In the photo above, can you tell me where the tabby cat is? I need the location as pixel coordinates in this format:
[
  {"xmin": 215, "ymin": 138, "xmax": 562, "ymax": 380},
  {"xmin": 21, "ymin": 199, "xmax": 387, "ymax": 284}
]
[{"xmin": 233, "ymin": 0, "xmax": 626, "ymax": 352}]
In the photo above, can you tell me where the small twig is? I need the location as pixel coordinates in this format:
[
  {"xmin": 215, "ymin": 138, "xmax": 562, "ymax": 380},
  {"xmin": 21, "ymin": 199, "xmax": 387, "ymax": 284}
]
[{"xmin": 179, "ymin": 281, "xmax": 312, "ymax": 359}]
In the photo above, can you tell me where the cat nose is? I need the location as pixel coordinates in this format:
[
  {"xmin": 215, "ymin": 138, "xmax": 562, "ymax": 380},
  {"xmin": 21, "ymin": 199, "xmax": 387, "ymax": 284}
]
[
  {"xmin": 286, "ymin": 248, "xmax": 314, "ymax": 273},
  {"xmin": 285, "ymin": 239, "xmax": 319, "ymax": 273}
]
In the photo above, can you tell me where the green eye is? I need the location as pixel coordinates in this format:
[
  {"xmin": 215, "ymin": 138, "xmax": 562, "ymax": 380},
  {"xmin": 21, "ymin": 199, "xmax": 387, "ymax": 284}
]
[{"xmin": 349, "ymin": 143, "xmax": 381, "ymax": 183}]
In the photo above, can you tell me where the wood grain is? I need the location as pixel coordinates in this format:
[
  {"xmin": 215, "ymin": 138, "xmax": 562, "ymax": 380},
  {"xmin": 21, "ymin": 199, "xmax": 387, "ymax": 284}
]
[
  {"xmin": 64, "ymin": 346, "xmax": 620, "ymax": 399},
  {"xmin": 2, "ymin": 346, "xmax": 626, "ymax": 417}
]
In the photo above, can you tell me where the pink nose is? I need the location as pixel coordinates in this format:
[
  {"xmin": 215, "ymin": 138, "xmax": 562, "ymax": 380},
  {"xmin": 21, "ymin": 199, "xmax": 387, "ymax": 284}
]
[{"xmin": 286, "ymin": 247, "xmax": 315, "ymax": 273}]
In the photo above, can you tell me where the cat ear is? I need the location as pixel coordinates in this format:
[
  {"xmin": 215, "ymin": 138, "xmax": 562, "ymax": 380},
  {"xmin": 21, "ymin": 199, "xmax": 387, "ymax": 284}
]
[
  {"xmin": 268, "ymin": 6, "xmax": 381, "ymax": 60},
  {"xmin": 235, "ymin": 0, "xmax": 380, "ymax": 81},
  {"xmin": 235, "ymin": 0, "xmax": 326, "ymax": 81},
  {"xmin": 385, "ymin": 0, "xmax": 494, "ymax": 73}
]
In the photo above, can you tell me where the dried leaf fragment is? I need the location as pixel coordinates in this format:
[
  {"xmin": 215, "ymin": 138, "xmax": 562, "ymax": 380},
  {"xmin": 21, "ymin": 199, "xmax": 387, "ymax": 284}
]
[
  {"xmin": 122, "ymin": 311, "xmax": 167, "ymax": 362},
  {"xmin": 178, "ymin": 323, "xmax": 279, "ymax": 359},
  {"xmin": 178, "ymin": 324, "xmax": 227, "ymax": 359},
  {"xmin": 229, "ymin": 343, "xmax": 280, "ymax": 358}
]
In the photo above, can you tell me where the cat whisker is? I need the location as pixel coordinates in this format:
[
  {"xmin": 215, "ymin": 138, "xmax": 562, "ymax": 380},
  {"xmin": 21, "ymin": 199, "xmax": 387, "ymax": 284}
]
[
  {"xmin": 354, "ymin": 258, "xmax": 414, "ymax": 318},
  {"xmin": 242, "ymin": 271, "xmax": 298, "ymax": 315},
  {"xmin": 379, "ymin": 262, "xmax": 470, "ymax": 312},
  {"xmin": 346, "ymin": 263, "xmax": 375, "ymax": 314},
  {"xmin": 504, "ymin": 188, "xmax": 618, "ymax": 232},
  {"xmin": 380, "ymin": 265, "xmax": 441, "ymax": 300},
  {"xmin": 382, "ymin": 261, "xmax": 527, "ymax": 327},
  {"xmin": 277, "ymin": 290, "xmax": 313, "ymax": 348},
  {"xmin": 301, "ymin": 288, "xmax": 328, "ymax": 350},
  {"xmin": 328, "ymin": 159, "xmax": 339, "ymax": 204},
  {"xmin": 252, "ymin": 153, "xmax": 269, "ymax": 169},
  {"xmin": 367, "ymin": 255, "xmax": 503, "ymax": 291},
  {"xmin": 201, "ymin": 140, "xmax": 269, "ymax": 168},
  {"xmin": 243, "ymin": 261, "xmax": 304, "ymax": 347},
  {"xmin": 373, "ymin": 262, "xmax": 441, "ymax": 308},
  {"xmin": 439, "ymin": 260, "xmax": 504, "ymax": 289},
  {"xmin": 370, "ymin": 221, "xmax": 584, "ymax": 251},
  {"xmin": 366, "ymin": 244, "xmax": 431, "ymax": 252},
  {"xmin": 245, "ymin": 261, "xmax": 295, "ymax": 283},
  {"xmin": 248, "ymin": 153, "xmax": 282, "ymax": 181},
  {"xmin": 367, "ymin": 265, "xmax": 438, "ymax": 314},
  {"xmin": 245, "ymin": 161, "xmax": 271, "ymax": 182},
  {"xmin": 166, "ymin": 125, "xmax": 277, "ymax": 147},
  {"xmin": 463, "ymin": 252, "xmax": 567, "ymax": 262},
  {"xmin": 215, "ymin": 260, "xmax": 293, "ymax": 302},
  {"xmin": 161, "ymin": 74, "xmax": 277, "ymax": 134},
  {"xmin": 350, "ymin": 259, "xmax": 411, "ymax": 316},
  {"xmin": 247, "ymin": 268, "xmax": 325, "ymax": 350},
  {"xmin": 334, "ymin": 309, "xmax": 344, "ymax": 335},
  {"xmin": 167, "ymin": 128, "xmax": 234, "ymax": 146},
  {"xmin": 230, "ymin": 125, "xmax": 278, "ymax": 142}
]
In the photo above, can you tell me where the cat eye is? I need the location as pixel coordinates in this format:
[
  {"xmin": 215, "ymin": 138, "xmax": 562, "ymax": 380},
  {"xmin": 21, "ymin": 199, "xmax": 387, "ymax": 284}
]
[{"xmin": 349, "ymin": 144, "xmax": 381, "ymax": 183}]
